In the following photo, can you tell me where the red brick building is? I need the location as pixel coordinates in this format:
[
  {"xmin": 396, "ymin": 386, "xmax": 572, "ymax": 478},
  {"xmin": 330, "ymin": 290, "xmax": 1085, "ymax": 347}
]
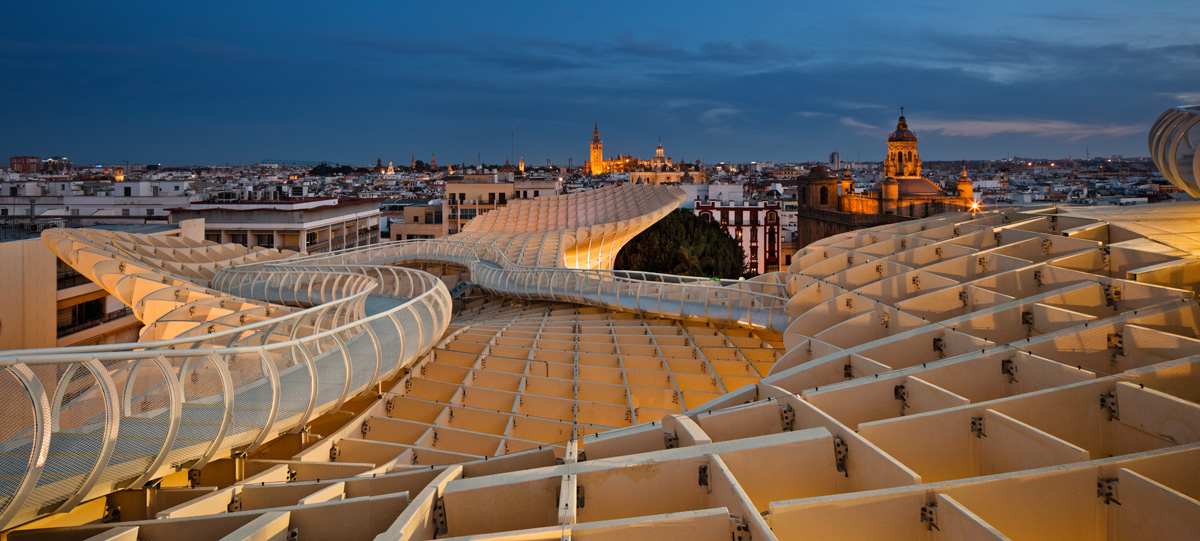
[{"xmin": 9, "ymin": 156, "xmax": 40, "ymax": 174}]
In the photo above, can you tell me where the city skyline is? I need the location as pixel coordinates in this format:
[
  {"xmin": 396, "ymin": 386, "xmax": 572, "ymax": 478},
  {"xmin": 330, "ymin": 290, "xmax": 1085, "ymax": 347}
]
[{"xmin": 1, "ymin": 0, "xmax": 1197, "ymax": 165}]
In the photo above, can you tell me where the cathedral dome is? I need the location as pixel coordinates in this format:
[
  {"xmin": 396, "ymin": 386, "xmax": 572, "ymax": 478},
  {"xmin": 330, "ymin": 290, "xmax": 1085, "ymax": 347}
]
[{"xmin": 888, "ymin": 115, "xmax": 918, "ymax": 142}]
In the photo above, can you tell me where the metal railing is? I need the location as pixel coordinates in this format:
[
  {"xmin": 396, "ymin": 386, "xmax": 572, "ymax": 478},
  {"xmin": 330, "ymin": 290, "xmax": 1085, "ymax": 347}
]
[
  {"xmin": 282, "ymin": 238, "xmax": 794, "ymax": 332},
  {"xmin": 0, "ymin": 236, "xmax": 792, "ymax": 530},
  {"xmin": 0, "ymin": 258, "xmax": 450, "ymax": 529}
]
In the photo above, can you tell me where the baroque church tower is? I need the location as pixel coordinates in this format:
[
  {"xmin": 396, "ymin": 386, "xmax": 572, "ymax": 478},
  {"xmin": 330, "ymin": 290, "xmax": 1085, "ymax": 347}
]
[{"xmin": 883, "ymin": 108, "xmax": 922, "ymax": 178}]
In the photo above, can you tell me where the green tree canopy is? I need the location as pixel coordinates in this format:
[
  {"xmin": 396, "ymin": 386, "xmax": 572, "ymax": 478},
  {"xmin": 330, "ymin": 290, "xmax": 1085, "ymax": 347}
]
[{"xmin": 614, "ymin": 209, "xmax": 747, "ymax": 279}]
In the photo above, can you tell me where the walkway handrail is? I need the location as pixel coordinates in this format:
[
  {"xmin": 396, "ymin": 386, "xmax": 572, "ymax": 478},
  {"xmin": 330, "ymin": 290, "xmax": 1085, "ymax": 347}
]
[
  {"xmin": 0, "ymin": 235, "xmax": 792, "ymax": 530},
  {"xmin": 0, "ymin": 259, "xmax": 451, "ymax": 530},
  {"xmin": 275, "ymin": 239, "xmax": 793, "ymax": 331}
]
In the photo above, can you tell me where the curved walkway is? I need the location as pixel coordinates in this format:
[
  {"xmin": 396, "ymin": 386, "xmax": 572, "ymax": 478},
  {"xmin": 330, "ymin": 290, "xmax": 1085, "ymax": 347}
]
[{"xmin": 0, "ymin": 203, "xmax": 793, "ymax": 530}]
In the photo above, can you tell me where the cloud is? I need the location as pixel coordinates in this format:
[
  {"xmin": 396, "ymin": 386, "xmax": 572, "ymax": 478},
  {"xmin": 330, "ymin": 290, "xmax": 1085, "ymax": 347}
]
[
  {"xmin": 834, "ymin": 101, "xmax": 887, "ymax": 110},
  {"xmin": 840, "ymin": 117, "xmax": 880, "ymax": 133},
  {"xmin": 1174, "ymin": 92, "xmax": 1200, "ymax": 103},
  {"xmin": 918, "ymin": 117, "xmax": 1143, "ymax": 141},
  {"xmin": 797, "ymin": 111, "xmax": 833, "ymax": 118},
  {"xmin": 701, "ymin": 107, "xmax": 739, "ymax": 123}
]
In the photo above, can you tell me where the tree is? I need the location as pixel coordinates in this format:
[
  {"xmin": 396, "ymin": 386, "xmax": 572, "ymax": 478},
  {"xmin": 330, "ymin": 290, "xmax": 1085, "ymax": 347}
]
[{"xmin": 614, "ymin": 209, "xmax": 747, "ymax": 279}]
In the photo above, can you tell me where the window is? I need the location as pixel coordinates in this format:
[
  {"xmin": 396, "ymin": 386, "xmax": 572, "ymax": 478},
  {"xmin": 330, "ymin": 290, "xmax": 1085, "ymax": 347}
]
[
  {"xmin": 306, "ymin": 232, "xmax": 317, "ymax": 245},
  {"xmin": 0, "ymin": 209, "xmax": 6, "ymax": 216},
  {"xmin": 414, "ymin": 215, "xmax": 421, "ymax": 223},
  {"xmin": 121, "ymin": 209, "xmax": 130, "ymax": 216},
  {"xmin": 735, "ymin": 212, "xmax": 743, "ymax": 226},
  {"xmin": 230, "ymin": 233, "xmax": 247, "ymax": 246},
  {"xmin": 700, "ymin": 211, "xmax": 712, "ymax": 221},
  {"xmin": 146, "ymin": 209, "xmax": 154, "ymax": 216},
  {"xmin": 533, "ymin": 190, "xmax": 540, "ymax": 198},
  {"xmin": 257, "ymin": 234, "xmax": 274, "ymax": 248},
  {"xmin": 499, "ymin": 192, "xmax": 506, "ymax": 204},
  {"xmin": 123, "ymin": 187, "xmax": 132, "ymax": 196},
  {"xmin": 820, "ymin": 186, "xmax": 829, "ymax": 205},
  {"xmin": 459, "ymin": 192, "xmax": 466, "ymax": 202}
]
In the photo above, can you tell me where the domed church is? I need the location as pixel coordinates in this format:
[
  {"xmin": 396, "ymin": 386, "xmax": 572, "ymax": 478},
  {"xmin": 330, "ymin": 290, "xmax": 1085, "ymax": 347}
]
[{"xmin": 792, "ymin": 109, "xmax": 976, "ymax": 246}]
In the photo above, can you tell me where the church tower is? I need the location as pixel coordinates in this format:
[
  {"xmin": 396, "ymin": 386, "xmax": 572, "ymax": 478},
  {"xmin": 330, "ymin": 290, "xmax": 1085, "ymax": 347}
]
[
  {"xmin": 957, "ymin": 167, "xmax": 974, "ymax": 202},
  {"xmin": 590, "ymin": 123, "xmax": 604, "ymax": 175},
  {"xmin": 884, "ymin": 108, "xmax": 922, "ymax": 178}
]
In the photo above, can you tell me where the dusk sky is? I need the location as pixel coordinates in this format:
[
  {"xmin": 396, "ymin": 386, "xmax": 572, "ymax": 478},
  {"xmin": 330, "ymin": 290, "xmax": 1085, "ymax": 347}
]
[{"xmin": 2, "ymin": 0, "xmax": 1197, "ymax": 166}]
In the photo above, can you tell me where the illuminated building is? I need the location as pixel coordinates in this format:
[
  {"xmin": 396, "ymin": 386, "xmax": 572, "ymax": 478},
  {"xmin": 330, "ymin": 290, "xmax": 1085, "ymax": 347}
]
[
  {"xmin": 586, "ymin": 125, "xmax": 702, "ymax": 183},
  {"xmin": 3, "ymin": 111, "xmax": 1200, "ymax": 539},
  {"xmin": 793, "ymin": 111, "xmax": 977, "ymax": 247}
]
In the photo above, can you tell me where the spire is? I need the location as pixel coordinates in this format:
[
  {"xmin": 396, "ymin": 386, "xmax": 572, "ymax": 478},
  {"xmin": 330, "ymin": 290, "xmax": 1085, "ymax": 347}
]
[{"xmin": 593, "ymin": 123, "xmax": 600, "ymax": 142}]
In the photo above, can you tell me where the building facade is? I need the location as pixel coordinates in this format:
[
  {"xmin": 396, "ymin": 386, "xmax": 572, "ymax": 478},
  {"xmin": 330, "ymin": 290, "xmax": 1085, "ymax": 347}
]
[
  {"xmin": 8, "ymin": 156, "xmax": 39, "ymax": 174},
  {"xmin": 790, "ymin": 111, "xmax": 975, "ymax": 247},
  {"xmin": 695, "ymin": 198, "xmax": 781, "ymax": 275},
  {"xmin": 169, "ymin": 197, "xmax": 380, "ymax": 253}
]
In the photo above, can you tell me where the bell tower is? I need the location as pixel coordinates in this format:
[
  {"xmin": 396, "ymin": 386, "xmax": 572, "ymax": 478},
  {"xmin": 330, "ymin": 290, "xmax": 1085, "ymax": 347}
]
[
  {"xmin": 884, "ymin": 108, "xmax": 922, "ymax": 178},
  {"xmin": 590, "ymin": 123, "xmax": 604, "ymax": 175}
]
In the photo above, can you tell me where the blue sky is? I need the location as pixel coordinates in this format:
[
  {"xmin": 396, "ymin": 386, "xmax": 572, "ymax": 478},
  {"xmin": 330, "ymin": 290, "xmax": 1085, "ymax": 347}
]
[{"xmin": 1, "ymin": 0, "xmax": 1197, "ymax": 165}]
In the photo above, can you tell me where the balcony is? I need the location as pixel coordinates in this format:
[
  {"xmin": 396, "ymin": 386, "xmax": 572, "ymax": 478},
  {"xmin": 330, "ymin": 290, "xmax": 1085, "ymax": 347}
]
[{"xmin": 56, "ymin": 307, "xmax": 133, "ymax": 338}]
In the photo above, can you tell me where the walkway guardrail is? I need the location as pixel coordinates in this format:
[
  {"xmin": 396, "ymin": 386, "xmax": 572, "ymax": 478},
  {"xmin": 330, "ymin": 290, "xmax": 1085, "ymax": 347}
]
[
  {"xmin": 282, "ymin": 239, "xmax": 794, "ymax": 332},
  {"xmin": 0, "ymin": 262, "xmax": 450, "ymax": 530},
  {"xmin": 0, "ymin": 236, "xmax": 790, "ymax": 530}
]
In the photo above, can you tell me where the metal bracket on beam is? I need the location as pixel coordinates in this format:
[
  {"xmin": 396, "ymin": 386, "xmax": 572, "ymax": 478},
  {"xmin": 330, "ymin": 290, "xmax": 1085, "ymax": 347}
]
[
  {"xmin": 780, "ymin": 403, "xmax": 796, "ymax": 432},
  {"xmin": 433, "ymin": 496, "xmax": 448, "ymax": 536},
  {"xmin": 1101, "ymin": 391, "xmax": 1119, "ymax": 421},
  {"xmin": 833, "ymin": 436, "xmax": 848, "ymax": 477},
  {"xmin": 971, "ymin": 416, "xmax": 987, "ymax": 438},
  {"xmin": 920, "ymin": 502, "xmax": 940, "ymax": 531},
  {"xmin": 1098, "ymin": 477, "xmax": 1121, "ymax": 505}
]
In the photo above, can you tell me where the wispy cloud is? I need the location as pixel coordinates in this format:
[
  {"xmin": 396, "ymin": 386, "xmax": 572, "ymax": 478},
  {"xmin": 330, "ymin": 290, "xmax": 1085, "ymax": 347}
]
[
  {"xmin": 840, "ymin": 117, "xmax": 880, "ymax": 134},
  {"xmin": 797, "ymin": 111, "xmax": 834, "ymax": 118},
  {"xmin": 919, "ymin": 117, "xmax": 1143, "ymax": 141},
  {"xmin": 1175, "ymin": 92, "xmax": 1200, "ymax": 103},
  {"xmin": 835, "ymin": 101, "xmax": 887, "ymax": 110},
  {"xmin": 702, "ymin": 107, "xmax": 740, "ymax": 123}
]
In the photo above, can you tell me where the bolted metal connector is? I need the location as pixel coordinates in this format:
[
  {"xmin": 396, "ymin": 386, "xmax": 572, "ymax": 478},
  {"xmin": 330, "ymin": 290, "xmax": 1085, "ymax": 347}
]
[
  {"xmin": 780, "ymin": 403, "xmax": 796, "ymax": 432},
  {"xmin": 102, "ymin": 505, "xmax": 121, "ymax": 523},
  {"xmin": 1101, "ymin": 391, "xmax": 1119, "ymax": 421},
  {"xmin": 1098, "ymin": 477, "xmax": 1121, "ymax": 505},
  {"xmin": 920, "ymin": 503, "xmax": 940, "ymax": 531},
  {"xmin": 833, "ymin": 436, "xmax": 849, "ymax": 477},
  {"xmin": 970, "ymin": 416, "xmax": 987, "ymax": 438}
]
